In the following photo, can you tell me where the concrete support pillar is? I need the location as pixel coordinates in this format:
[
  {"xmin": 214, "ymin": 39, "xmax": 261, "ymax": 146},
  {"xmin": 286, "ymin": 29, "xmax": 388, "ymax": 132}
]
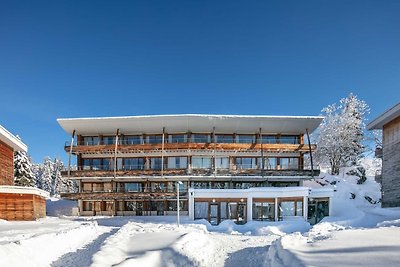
[
  {"xmin": 303, "ymin": 196, "xmax": 308, "ymax": 220},
  {"xmin": 188, "ymin": 190, "xmax": 194, "ymax": 220},
  {"xmin": 274, "ymin": 198, "xmax": 278, "ymax": 221},
  {"xmin": 247, "ymin": 196, "xmax": 253, "ymax": 222},
  {"xmin": 78, "ymin": 199, "xmax": 83, "ymax": 215},
  {"xmin": 329, "ymin": 197, "xmax": 333, "ymax": 216}
]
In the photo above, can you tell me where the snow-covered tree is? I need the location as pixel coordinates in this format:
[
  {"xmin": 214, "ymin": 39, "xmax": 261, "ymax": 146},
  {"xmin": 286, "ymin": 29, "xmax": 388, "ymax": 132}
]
[
  {"xmin": 315, "ymin": 93, "xmax": 369, "ymax": 175},
  {"xmin": 14, "ymin": 151, "xmax": 36, "ymax": 187},
  {"xmin": 33, "ymin": 157, "xmax": 77, "ymax": 196}
]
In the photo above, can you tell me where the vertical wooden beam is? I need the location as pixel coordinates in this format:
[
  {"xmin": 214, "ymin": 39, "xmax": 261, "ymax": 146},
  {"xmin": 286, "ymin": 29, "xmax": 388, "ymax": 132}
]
[
  {"xmin": 67, "ymin": 130, "xmax": 76, "ymax": 179},
  {"xmin": 161, "ymin": 127, "xmax": 165, "ymax": 178},
  {"xmin": 213, "ymin": 127, "xmax": 216, "ymax": 176},
  {"xmin": 305, "ymin": 128, "xmax": 314, "ymax": 178},
  {"xmin": 259, "ymin": 128, "xmax": 264, "ymax": 178},
  {"xmin": 114, "ymin": 129, "xmax": 120, "ymax": 179}
]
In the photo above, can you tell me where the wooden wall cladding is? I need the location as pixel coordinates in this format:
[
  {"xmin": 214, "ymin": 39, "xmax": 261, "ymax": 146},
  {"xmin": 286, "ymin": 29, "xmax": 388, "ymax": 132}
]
[
  {"xmin": 0, "ymin": 193, "xmax": 46, "ymax": 221},
  {"xmin": 0, "ymin": 140, "xmax": 14, "ymax": 186}
]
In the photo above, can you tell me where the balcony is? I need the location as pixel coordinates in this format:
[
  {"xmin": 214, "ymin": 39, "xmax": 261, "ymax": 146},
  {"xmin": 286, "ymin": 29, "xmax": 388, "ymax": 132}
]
[
  {"xmin": 64, "ymin": 140, "xmax": 316, "ymax": 154},
  {"xmin": 62, "ymin": 165, "xmax": 320, "ymax": 178},
  {"xmin": 60, "ymin": 191, "xmax": 177, "ymax": 200}
]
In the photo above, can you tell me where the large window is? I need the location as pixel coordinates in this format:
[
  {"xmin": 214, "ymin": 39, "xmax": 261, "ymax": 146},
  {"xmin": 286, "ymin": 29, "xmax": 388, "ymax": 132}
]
[
  {"xmin": 215, "ymin": 157, "xmax": 229, "ymax": 169},
  {"xmin": 192, "ymin": 157, "xmax": 212, "ymax": 169},
  {"xmin": 150, "ymin": 158, "xmax": 162, "ymax": 170},
  {"xmin": 103, "ymin": 136, "xmax": 116, "ymax": 145},
  {"xmin": 124, "ymin": 135, "xmax": 142, "ymax": 145},
  {"xmin": 168, "ymin": 134, "xmax": 187, "ymax": 143},
  {"xmin": 235, "ymin": 157, "xmax": 258, "ymax": 169},
  {"xmin": 280, "ymin": 158, "xmax": 299, "ymax": 170},
  {"xmin": 92, "ymin": 159, "xmax": 101, "ymax": 170},
  {"xmin": 82, "ymin": 136, "xmax": 99, "ymax": 146},
  {"xmin": 147, "ymin": 135, "xmax": 162, "ymax": 144},
  {"xmin": 252, "ymin": 202, "xmax": 275, "ymax": 221},
  {"xmin": 167, "ymin": 157, "xmax": 187, "ymax": 169},
  {"xmin": 265, "ymin": 157, "xmax": 278, "ymax": 170},
  {"xmin": 236, "ymin": 135, "xmax": 255, "ymax": 144},
  {"xmin": 280, "ymin": 135, "xmax": 300, "ymax": 144},
  {"xmin": 124, "ymin": 158, "xmax": 144, "ymax": 170},
  {"xmin": 262, "ymin": 135, "xmax": 278, "ymax": 144},
  {"xmin": 194, "ymin": 202, "xmax": 208, "ymax": 219},
  {"xmin": 191, "ymin": 134, "xmax": 211, "ymax": 143},
  {"xmin": 215, "ymin": 135, "xmax": 234, "ymax": 143}
]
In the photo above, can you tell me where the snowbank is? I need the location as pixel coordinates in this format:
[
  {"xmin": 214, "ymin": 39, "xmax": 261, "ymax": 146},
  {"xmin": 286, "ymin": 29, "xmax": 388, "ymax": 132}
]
[{"xmin": 0, "ymin": 218, "xmax": 109, "ymax": 267}]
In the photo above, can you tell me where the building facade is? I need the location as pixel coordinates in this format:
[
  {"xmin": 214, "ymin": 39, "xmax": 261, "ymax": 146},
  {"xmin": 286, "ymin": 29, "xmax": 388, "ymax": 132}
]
[
  {"xmin": 58, "ymin": 114, "xmax": 332, "ymax": 224},
  {"xmin": 368, "ymin": 103, "xmax": 400, "ymax": 207},
  {"xmin": 0, "ymin": 125, "xmax": 48, "ymax": 221}
]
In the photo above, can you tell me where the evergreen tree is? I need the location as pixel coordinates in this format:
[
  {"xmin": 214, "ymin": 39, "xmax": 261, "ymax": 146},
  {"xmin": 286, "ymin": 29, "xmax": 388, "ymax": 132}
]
[
  {"xmin": 315, "ymin": 93, "xmax": 369, "ymax": 175},
  {"xmin": 14, "ymin": 151, "xmax": 35, "ymax": 187}
]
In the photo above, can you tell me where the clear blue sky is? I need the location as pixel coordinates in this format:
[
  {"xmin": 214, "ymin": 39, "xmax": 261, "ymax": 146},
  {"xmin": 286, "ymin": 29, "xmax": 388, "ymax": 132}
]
[{"xmin": 0, "ymin": 0, "xmax": 399, "ymax": 163}]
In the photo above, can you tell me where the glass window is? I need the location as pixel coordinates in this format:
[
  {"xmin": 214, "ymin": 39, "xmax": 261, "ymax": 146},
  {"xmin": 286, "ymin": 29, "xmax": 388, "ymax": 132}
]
[
  {"xmin": 168, "ymin": 134, "xmax": 187, "ymax": 143},
  {"xmin": 124, "ymin": 183, "xmax": 142, "ymax": 192},
  {"xmin": 280, "ymin": 135, "xmax": 300, "ymax": 144},
  {"xmin": 236, "ymin": 135, "xmax": 255, "ymax": 144},
  {"xmin": 192, "ymin": 157, "xmax": 212, "ymax": 169},
  {"xmin": 150, "ymin": 158, "xmax": 162, "ymax": 170},
  {"xmin": 167, "ymin": 157, "xmax": 188, "ymax": 169},
  {"xmin": 83, "ymin": 136, "xmax": 99, "ymax": 146},
  {"xmin": 82, "ymin": 159, "xmax": 91, "ymax": 170},
  {"xmin": 151, "ymin": 182, "xmax": 165, "ymax": 192},
  {"xmin": 280, "ymin": 201, "xmax": 295, "ymax": 216},
  {"xmin": 83, "ymin": 201, "xmax": 93, "ymax": 211},
  {"xmin": 124, "ymin": 158, "xmax": 144, "ymax": 170},
  {"xmin": 296, "ymin": 201, "xmax": 303, "ymax": 216},
  {"xmin": 215, "ymin": 135, "xmax": 234, "ymax": 143},
  {"xmin": 235, "ymin": 157, "xmax": 257, "ymax": 169},
  {"xmin": 280, "ymin": 158, "xmax": 299, "ymax": 170},
  {"xmin": 92, "ymin": 159, "xmax": 101, "ymax": 170},
  {"xmin": 103, "ymin": 136, "xmax": 116, "ymax": 145},
  {"xmin": 265, "ymin": 158, "xmax": 277, "ymax": 170},
  {"xmin": 147, "ymin": 135, "xmax": 162, "ymax": 144},
  {"xmin": 252, "ymin": 202, "xmax": 275, "ymax": 221},
  {"xmin": 124, "ymin": 136, "xmax": 142, "ymax": 145},
  {"xmin": 102, "ymin": 159, "xmax": 112, "ymax": 171},
  {"xmin": 192, "ymin": 134, "xmax": 210, "ymax": 143},
  {"xmin": 194, "ymin": 202, "xmax": 208, "ymax": 219},
  {"xmin": 215, "ymin": 157, "xmax": 229, "ymax": 169},
  {"xmin": 191, "ymin": 182, "xmax": 209, "ymax": 189},
  {"xmin": 262, "ymin": 135, "xmax": 278, "ymax": 144}
]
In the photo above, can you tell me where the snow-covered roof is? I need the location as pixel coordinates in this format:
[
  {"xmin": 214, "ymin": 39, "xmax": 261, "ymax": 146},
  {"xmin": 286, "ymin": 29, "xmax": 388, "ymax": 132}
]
[
  {"xmin": 57, "ymin": 114, "xmax": 324, "ymax": 135},
  {"xmin": 0, "ymin": 125, "xmax": 27, "ymax": 152},
  {"xmin": 0, "ymin": 186, "xmax": 49, "ymax": 198},
  {"xmin": 367, "ymin": 102, "xmax": 400, "ymax": 130}
]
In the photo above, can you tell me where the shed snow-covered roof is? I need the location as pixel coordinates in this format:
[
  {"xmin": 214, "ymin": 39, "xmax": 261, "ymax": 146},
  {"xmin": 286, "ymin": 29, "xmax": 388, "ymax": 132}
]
[
  {"xmin": 0, "ymin": 125, "xmax": 27, "ymax": 152},
  {"xmin": 367, "ymin": 102, "xmax": 400, "ymax": 130},
  {"xmin": 57, "ymin": 114, "xmax": 323, "ymax": 135}
]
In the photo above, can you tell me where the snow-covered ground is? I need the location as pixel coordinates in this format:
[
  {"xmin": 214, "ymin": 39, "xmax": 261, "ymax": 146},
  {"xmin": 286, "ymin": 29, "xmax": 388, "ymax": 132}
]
[{"xmin": 1, "ymin": 165, "xmax": 400, "ymax": 267}]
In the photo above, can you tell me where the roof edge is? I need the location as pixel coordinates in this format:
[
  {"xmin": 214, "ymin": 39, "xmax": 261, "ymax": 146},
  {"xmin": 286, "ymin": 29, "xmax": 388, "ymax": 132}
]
[
  {"xmin": 367, "ymin": 103, "xmax": 400, "ymax": 130},
  {"xmin": 0, "ymin": 125, "xmax": 28, "ymax": 152}
]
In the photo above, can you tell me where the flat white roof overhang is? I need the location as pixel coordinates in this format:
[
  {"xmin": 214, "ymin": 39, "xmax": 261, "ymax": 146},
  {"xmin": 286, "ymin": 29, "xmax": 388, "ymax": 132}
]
[
  {"xmin": 0, "ymin": 125, "xmax": 27, "ymax": 152},
  {"xmin": 57, "ymin": 114, "xmax": 324, "ymax": 135},
  {"xmin": 367, "ymin": 102, "xmax": 400, "ymax": 130}
]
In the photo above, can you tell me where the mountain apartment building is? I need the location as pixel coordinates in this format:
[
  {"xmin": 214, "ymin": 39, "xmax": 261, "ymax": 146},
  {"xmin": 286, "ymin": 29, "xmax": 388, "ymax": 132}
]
[{"xmin": 58, "ymin": 114, "xmax": 333, "ymax": 225}]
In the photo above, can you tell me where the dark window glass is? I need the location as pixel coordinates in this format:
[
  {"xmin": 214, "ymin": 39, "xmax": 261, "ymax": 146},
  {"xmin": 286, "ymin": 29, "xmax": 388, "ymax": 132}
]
[
  {"xmin": 236, "ymin": 135, "xmax": 255, "ymax": 144},
  {"xmin": 191, "ymin": 134, "xmax": 210, "ymax": 143},
  {"xmin": 147, "ymin": 135, "xmax": 162, "ymax": 144},
  {"xmin": 124, "ymin": 158, "xmax": 144, "ymax": 170},
  {"xmin": 235, "ymin": 157, "xmax": 258, "ymax": 169},
  {"xmin": 216, "ymin": 135, "xmax": 234, "ymax": 143},
  {"xmin": 103, "ymin": 136, "xmax": 116, "ymax": 145},
  {"xmin": 168, "ymin": 134, "xmax": 187, "ymax": 143},
  {"xmin": 150, "ymin": 158, "xmax": 162, "ymax": 170},
  {"xmin": 124, "ymin": 136, "xmax": 142, "ymax": 145},
  {"xmin": 262, "ymin": 135, "xmax": 278, "ymax": 144},
  {"xmin": 280, "ymin": 135, "xmax": 300, "ymax": 144},
  {"xmin": 125, "ymin": 183, "xmax": 142, "ymax": 192}
]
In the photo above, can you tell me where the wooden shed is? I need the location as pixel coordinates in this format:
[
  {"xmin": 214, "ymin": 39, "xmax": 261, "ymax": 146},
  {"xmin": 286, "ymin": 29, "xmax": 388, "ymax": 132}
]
[{"xmin": 0, "ymin": 124, "xmax": 48, "ymax": 220}]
